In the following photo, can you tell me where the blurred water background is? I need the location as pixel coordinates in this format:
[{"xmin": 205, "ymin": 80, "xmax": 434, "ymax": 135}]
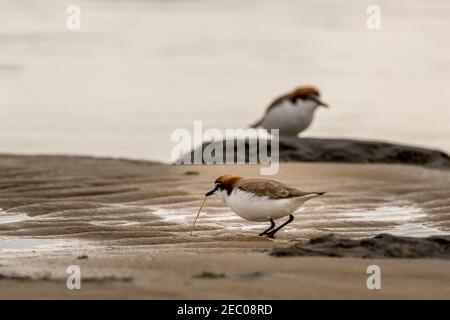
[{"xmin": 1, "ymin": 0, "xmax": 449, "ymax": 162}]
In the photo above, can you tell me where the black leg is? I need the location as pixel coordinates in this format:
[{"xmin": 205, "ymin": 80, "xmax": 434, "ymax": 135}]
[
  {"xmin": 266, "ymin": 215, "xmax": 294, "ymax": 238},
  {"xmin": 258, "ymin": 218, "xmax": 276, "ymax": 236}
]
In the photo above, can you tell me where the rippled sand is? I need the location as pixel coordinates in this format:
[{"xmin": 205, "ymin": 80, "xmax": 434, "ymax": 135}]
[
  {"xmin": 0, "ymin": 155, "xmax": 449, "ymax": 299},
  {"xmin": 0, "ymin": 155, "xmax": 448, "ymax": 246}
]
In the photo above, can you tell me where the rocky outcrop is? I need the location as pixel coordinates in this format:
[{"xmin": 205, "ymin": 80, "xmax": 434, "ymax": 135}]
[
  {"xmin": 271, "ymin": 233, "xmax": 450, "ymax": 259},
  {"xmin": 180, "ymin": 137, "xmax": 450, "ymax": 169}
]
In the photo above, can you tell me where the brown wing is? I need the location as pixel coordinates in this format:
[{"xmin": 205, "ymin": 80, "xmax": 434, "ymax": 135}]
[
  {"xmin": 265, "ymin": 95, "xmax": 288, "ymax": 114},
  {"xmin": 236, "ymin": 179, "xmax": 315, "ymax": 199},
  {"xmin": 250, "ymin": 96, "xmax": 286, "ymax": 128}
]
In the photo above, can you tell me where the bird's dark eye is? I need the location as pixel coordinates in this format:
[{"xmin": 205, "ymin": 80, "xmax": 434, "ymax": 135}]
[{"xmin": 292, "ymin": 96, "xmax": 307, "ymax": 103}]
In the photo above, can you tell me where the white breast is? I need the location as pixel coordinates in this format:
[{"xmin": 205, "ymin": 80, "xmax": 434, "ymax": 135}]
[
  {"xmin": 261, "ymin": 100, "xmax": 317, "ymax": 136},
  {"xmin": 224, "ymin": 189, "xmax": 311, "ymax": 222}
]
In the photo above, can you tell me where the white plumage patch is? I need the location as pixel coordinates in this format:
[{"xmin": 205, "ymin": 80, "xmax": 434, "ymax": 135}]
[
  {"xmin": 217, "ymin": 188, "xmax": 319, "ymax": 222},
  {"xmin": 262, "ymin": 99, "xmax": 318, "ymax": 136}
]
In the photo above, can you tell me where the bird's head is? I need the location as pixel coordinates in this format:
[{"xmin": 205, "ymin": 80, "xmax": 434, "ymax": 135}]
[
  {"xmin": 288, "ymin": 86, "xmax": 329, "ymax": 109},
  {"xmin": 205, "ymin": 175, "xmax": 243, "ymax": 201}
]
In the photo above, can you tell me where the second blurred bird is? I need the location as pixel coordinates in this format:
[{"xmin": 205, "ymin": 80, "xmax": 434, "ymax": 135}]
[{"xmin": 251, "ymin": 86, "xmax": 329, "ymax": 137}]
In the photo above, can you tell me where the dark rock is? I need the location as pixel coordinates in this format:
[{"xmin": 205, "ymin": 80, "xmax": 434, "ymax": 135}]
[
  {"xmin": 82, "ymin": 275, "xmax": 133, "ymax": 283},
  {"xmin": 237, "ymin": 271, "xmax": 270, "ymax": 279},
  {"xmin": 0, "ymin": 273, "xmax": 34, "ymax": 281},
  {"xmin": 180, "ymin": 137, "xmax": 450, "ymax": 169},
  {"xmin": 193, "ymin": 271, "xmax": 226, "ymax": 279},
  {"xmin": 270, "ymin": 233, "xmax": 450, "ymax": 259},
  {"xmin": 0, "ymin": 273, "xmax": 132, "ymax": 283},
  {"xmin": 184, "ymin": 171, "xmax": 200, "ymax": 176}
]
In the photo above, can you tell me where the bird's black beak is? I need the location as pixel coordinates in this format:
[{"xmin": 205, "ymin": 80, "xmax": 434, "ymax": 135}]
[
  {"xmin": 311, "ymin": 96, "xmax": 329, "ymax": 108},
  {"xmin": 318, "ymin": 99, "xmax": 329, "ymax": 108},
  {"xmin": 205, "ymin": 186, "xmax": 217, "ymax": 197}
]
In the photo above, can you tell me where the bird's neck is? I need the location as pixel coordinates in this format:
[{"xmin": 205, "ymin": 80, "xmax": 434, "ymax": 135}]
[
  {"xmin": 216, "ymin": 189, "xmax": 230, "ymax": 203},
  {"xmin": 295, "ymin": 100, "xmax": 319, "ymax": 114}
]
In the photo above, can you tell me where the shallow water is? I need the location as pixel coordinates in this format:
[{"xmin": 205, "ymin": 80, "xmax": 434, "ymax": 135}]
[
  {"xmin": 1, "ymin": 0, "xmax": 450, "ymax": 162},
  {"xmin": 154, "ymin": 202, "xmax": 447, "ymax": 239},
  {"xmin": 129, "ymin": 198, "xmax": 448, "ymax": 241},
  {"xmin": 3, "ymin": 199, "xmax": 444, "ymax": 247},
  {"xmin": 343, "ymin": 205, "xmax": 447, "ymax": 237},
  {"xmin": 0, "ymin": 209, "xmax": 30, "ymax": 224},
  {"xmin": 0, "ymin": 238, "xmax": 73, "ymax": 251}
]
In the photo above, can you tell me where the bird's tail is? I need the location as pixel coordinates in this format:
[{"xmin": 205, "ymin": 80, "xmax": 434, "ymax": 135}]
[
  {"xmin": 294, "ymin": 192, "xmax": 326, "ymax": 206},
  {"xmin": 249, "ymin": 118, "xmax": 263, "ymax": 128},
  {"xmin": 302, "ymin": 191, "xmax": 326, "ymax": 199}
]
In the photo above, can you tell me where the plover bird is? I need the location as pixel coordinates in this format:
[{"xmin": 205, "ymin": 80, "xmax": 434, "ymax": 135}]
[
  {"xmin": 251, "ymin": 86, "xmax": 329, "ymax": 136},
  {"xmin": 193, "ymin": 175, "xmax": 325, "ymax": 238}
]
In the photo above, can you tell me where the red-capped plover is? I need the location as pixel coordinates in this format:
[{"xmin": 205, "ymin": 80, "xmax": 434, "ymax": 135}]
[
  {"xmin": 192, "ymin": 175, "xmax": 325, "ymax": 238},
  {"xmin": 251, "ymin": 86, "xmax": 329, "ymax": 136}
]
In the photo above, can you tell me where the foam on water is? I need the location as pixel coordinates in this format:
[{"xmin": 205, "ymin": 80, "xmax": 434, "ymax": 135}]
[
  {"xmin": 153, "ymin": 202, "xmax": 448, "ymax": 238},
  {"xmin": 0, "ymin": 238, "xmax": 80, "ymax": 251},
  {"xmin": 153, "ymin": 205, "xmax": 264, "ymax": 234},
  {"xmin": 0, "ymin": 209, "xmax": 30, "ymax": 224},
  {"xmin": 343, "ymin": 204, "xmax": 447, "ymax": 237},
  {"xmin": 0, "ymin": 239, "xmax": 59, "ymax": 251},
  {"xmin": 0, "ymin": 209, "xmax": 84, "ymax": 251}
]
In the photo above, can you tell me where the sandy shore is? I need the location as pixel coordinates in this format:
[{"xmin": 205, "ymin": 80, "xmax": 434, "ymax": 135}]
[
  {"xmin": 2, "ymin": 251, "xmax": 449, "ymax": 299},
  {"xmin": 0, "ymin": 154, "xmax": 449, "ymax": 299}
]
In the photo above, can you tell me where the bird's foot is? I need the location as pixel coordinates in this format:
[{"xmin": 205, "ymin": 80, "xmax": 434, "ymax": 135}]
[{"xmin": 266, "ymin": 233, "xmax": 275, "ymax": 239}]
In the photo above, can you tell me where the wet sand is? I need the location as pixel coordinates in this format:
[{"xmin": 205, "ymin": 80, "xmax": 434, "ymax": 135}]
[
  {"xmin": 1, "ymin": 251, "xmax": 449, "ymax": 299},
  {"xmin": 0, "ymin": 154, "xmax": 449, "ymax": 299}
]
